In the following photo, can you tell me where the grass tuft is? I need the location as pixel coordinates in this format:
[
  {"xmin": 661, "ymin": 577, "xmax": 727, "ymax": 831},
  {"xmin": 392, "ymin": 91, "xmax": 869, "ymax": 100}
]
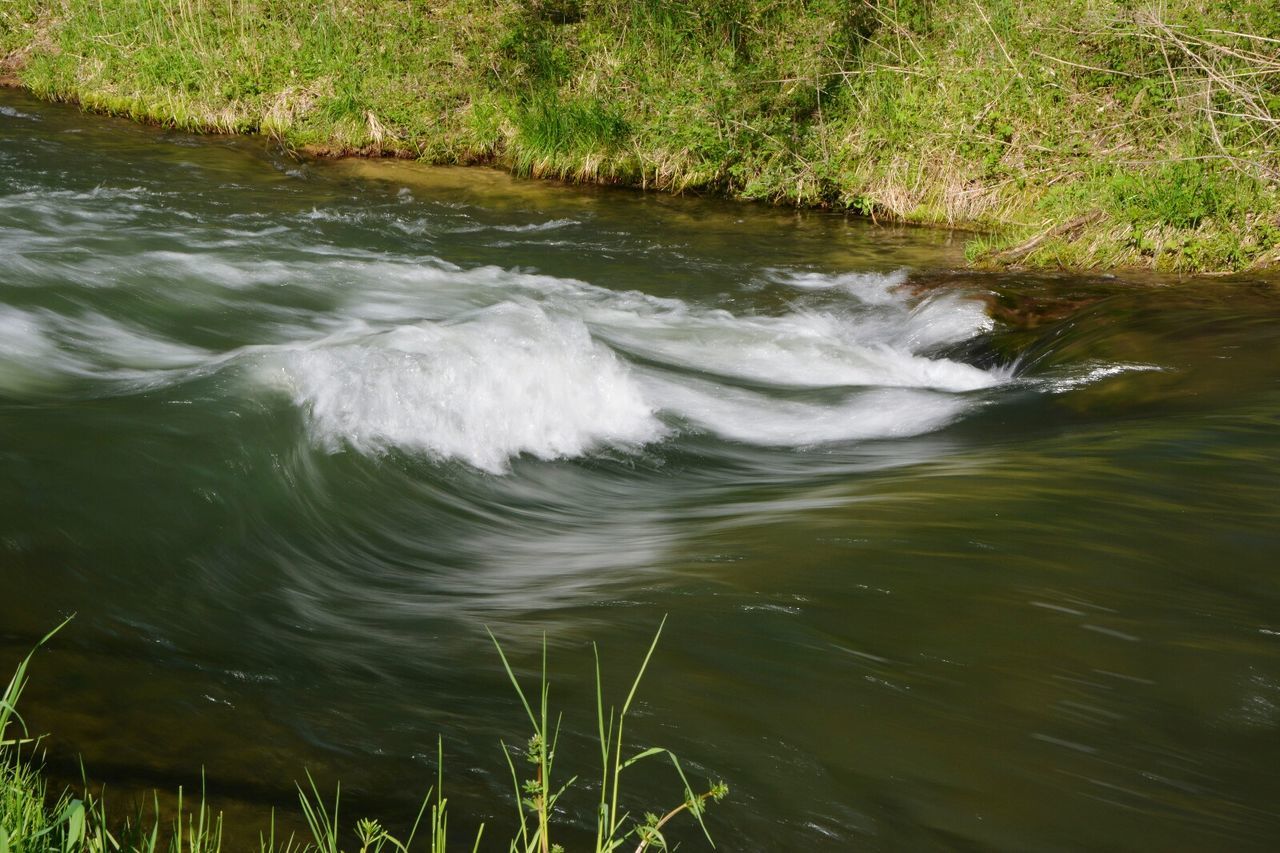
[{"xmin": 1, "ymin": 620, "xmax": 723, "ymax": 852}]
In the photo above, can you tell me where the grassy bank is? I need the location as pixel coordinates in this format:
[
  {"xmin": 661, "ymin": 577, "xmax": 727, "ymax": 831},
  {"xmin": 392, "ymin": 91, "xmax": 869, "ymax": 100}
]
[
  {"xmin": 1, "ymin": 1, "xmax": 1278, "ymax": 272},
  {"xmin": 2, "ymin": 620, "xmax": 725, "ymax": 852}
]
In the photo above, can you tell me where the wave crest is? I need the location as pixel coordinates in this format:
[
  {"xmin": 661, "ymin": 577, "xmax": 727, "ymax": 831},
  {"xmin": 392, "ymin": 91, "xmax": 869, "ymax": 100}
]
[{"xmin": 269, "ymin": 301, "xmax": 665, "ymax": 473}]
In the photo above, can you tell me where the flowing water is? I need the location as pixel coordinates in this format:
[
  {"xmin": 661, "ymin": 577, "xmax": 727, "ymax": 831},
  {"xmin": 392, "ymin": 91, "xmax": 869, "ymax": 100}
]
[{"xmin": 3, "ymin": 89, "xmax": 1280, "ymax": 850}]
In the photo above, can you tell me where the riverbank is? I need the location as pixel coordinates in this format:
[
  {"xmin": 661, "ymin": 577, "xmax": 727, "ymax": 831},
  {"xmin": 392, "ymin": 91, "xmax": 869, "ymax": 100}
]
[{"xmin": 2, "ymin": 1, "xmax": 1278, "ymax": 273}]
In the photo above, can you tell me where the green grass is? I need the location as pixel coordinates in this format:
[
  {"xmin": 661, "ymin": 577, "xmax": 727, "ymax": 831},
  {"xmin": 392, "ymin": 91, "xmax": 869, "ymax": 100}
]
[
  {"xmin": 1, "ymin": 619, "xmax": 726, "ymax": 852},
  {"xmin": 2, "ymin": 0, "xmax": 1278, "ymax": 272},
  {"xmin": 489, "ymin": 616, "xmax": 727, "ymax": 853}
]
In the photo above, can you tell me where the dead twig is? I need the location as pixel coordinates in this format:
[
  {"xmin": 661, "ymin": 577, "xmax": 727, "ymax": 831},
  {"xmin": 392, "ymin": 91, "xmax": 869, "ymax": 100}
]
[{"xmin": 994, "ymin": 210, "xmax": 1105, "ymax": 265}]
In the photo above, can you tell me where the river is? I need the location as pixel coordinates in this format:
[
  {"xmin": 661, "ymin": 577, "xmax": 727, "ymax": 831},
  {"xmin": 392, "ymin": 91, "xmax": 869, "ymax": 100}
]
[{"xmin": 3, "ymin": 88, "xmax": 1280, "ymax": 850}]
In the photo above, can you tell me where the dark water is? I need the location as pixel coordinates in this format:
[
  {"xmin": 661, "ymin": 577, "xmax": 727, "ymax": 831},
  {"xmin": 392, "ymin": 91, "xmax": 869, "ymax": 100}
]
[{"xmin": 3, "ymin": 88, "xmax": 1280, "ymax": 851}]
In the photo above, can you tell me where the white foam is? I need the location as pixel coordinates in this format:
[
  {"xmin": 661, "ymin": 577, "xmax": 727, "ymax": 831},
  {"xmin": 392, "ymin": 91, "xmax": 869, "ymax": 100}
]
[
  {"xmin": 1043, "ymin": 361, "xmax": 1164, "ymax": 393},
  {"xmin": 136, "ymin": 250, "xmax": 297, "ymax": 290},
  {"xmin": 642, "ymin": 374, "xmax": 970, "ymax": 445},
  {"xmin": 0, "ymin": 186, "xmax": 149, "ymax": 205},
  {"xmin": 589, "ymin": 305, "xmax": 1000, "ymax": 392},
  {"xmin": 231, "ymin": 258, "xmax": 1014, "ymax": 469},
  {"xmin": 447, "ymin": 217, "xmax": 579, "ymax": 235},
  {"xmin": 491, "ymin": 218, "xmax": 579, "ymax": 233},
  {"xmin": 57, "ymin": 312, "xmax": 211, "ymax": 371},
  {"xmin": 0, "ymin": 305, "xmax": 212, "ymax": 392},
  {"xmin": 266, "ymin": 301, "xmax": 664, "ymax": 473},
  {"xmin": 779, "ymin": 269, "xmax": 910, "ymax": 302},
  {"xmin": 1, "ymin": 229, "xmax": 1015, "ymax": 466},
  {"xmin": 901, "ymin": 293, "xmax": 996, "ymax": 351}
]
